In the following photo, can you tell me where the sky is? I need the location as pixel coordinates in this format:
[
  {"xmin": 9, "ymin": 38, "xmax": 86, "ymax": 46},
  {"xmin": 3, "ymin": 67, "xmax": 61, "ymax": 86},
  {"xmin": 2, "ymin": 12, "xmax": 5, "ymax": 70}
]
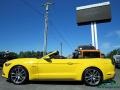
[{"xmin": 0, "ymin": 0, "xmax": 120, "ymax": 56}]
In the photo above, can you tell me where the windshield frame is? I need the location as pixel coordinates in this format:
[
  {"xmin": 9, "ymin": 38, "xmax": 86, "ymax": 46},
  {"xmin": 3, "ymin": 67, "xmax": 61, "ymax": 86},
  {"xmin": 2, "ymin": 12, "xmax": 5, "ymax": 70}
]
[{"xmin": 42, "ymin": 51, "xmax": 59, "ymax": 59}]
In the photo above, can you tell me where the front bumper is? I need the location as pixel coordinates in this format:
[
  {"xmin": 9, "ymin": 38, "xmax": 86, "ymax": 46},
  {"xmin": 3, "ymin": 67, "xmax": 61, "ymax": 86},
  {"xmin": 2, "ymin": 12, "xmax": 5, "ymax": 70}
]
[
  {"xmin": 2, "ymin": 69, "xmax": 5, "ymax": 75},
  {"xmin": 2, "ymin": 64, "xmax": 10, "ymax": 79}
]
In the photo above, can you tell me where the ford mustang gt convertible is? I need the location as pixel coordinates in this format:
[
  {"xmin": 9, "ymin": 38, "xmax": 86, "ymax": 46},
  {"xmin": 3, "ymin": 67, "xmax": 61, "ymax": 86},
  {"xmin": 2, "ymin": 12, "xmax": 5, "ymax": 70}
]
[{"xmin": 2, "ymin": 51, "xmax": 115, "ymax": 86}]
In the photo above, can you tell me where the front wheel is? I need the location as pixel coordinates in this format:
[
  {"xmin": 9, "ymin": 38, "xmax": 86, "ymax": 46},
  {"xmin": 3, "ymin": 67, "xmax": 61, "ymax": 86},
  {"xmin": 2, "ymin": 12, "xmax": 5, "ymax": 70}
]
[
  {"xmin": 83, "ymin": 68, "xmax": 102, "ymax": 86},
  {"xmin": 9, "ymin": 66, "xmax": 28, "ymax": 85}
]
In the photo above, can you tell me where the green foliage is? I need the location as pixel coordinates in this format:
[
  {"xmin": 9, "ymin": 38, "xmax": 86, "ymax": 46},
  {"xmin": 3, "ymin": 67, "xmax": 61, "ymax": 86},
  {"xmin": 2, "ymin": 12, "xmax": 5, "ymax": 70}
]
[
  {"xmin": 0, "ymin": 51, "xmax": 18, "ymax": 60},
  {"xmin": 0, "ymin": 51, "xmax": 43, "ymax": 60},
  {"xmin": 19, "ymin": 51, "xmax": 43, "ymax": 58},
  {"xmin": 0, "ymin": 52, "xmax": 5, "ymax": 59},
  {"xmin": 7, "ymin": 52, "xmax": 18, "ymax": 60}
]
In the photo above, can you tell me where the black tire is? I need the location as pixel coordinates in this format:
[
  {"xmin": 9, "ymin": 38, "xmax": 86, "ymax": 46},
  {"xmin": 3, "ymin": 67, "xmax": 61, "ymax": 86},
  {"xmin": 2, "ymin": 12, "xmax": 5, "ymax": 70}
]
[
  {"xmin": 9, "ymin": 65, "xmax": 28, "ymax": 85},
  {"xmin": 83, "ymin": 67, "xmax": 102, "ymax": 86}
]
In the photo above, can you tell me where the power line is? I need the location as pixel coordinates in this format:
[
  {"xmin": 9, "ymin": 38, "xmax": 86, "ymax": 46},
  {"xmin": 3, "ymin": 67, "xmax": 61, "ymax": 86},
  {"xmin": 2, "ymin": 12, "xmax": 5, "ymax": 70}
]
[
  {"xmin": 19, "ymin": 0, "xmax": 44, "ymax": 51},
  {"xmin": 20, "ymin": 0, "xmax": 44, "ymax": 16},
  {"xmin": 49, "ymin": 20, "xmax": 73, "ymax": 51}
]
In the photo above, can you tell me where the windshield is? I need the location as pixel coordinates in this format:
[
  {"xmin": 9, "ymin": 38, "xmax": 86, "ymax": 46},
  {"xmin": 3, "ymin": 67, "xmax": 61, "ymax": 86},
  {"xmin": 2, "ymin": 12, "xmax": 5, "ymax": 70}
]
[
  {"xmin": 42, "ymin": 51, "xmax": 66, "ymax": 59},
  {"xmin": 42, "ymin": 51, "xmax": 59, "ymax": 59}
]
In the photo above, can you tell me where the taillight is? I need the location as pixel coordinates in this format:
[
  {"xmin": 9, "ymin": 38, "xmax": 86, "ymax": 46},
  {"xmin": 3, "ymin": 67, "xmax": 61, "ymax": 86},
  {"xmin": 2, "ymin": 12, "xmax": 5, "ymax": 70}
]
[{"xmin": 111, "ymin": 59, "xmax": 115, "ymax": 65}]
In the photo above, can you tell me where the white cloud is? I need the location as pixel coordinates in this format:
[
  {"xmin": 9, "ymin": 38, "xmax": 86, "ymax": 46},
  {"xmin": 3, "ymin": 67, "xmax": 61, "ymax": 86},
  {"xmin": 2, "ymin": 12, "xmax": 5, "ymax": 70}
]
[
  {"xmin": 106, "ymin": 30, "xmax": 120, "ymax": 38},
  {"xmin": 100, "ymin": 42, "xmax": 111, "ymax": 54},
  {"xmin": 101, "ymin": 42, "xmax": 120, "ymax": 49},
  {"xmin": 113, "ymin": 45, "xmax": 120, "ymax": 48},
  {"xmin": 101, "ymin": 42, "xmax": 111, "ymax": 50},
  {"xmin": 100, "ymin": 42, "xmax": 120, "ymax": 54},
  {"xmin": 115, "ymin": 30, "xmax": 120, "ymax": 37},
  {"xmin": 105, "ymin": 32, "xmax": 114, "ymax": 37}
]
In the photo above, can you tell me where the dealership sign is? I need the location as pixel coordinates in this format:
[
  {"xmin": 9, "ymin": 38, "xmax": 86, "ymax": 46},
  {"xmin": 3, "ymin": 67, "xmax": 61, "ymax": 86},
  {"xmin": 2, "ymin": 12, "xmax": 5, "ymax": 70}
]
[
  {"xmin": 76, "ymin": 1, "xmax": 111, "ymax": 49},
  {"xmin": 76, "ymin": 1, "xmax": 111, "ymax": 25}
]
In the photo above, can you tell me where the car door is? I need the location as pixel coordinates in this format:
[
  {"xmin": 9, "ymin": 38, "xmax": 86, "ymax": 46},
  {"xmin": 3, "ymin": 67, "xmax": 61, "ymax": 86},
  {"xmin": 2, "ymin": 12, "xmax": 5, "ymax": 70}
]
[{"xmin": 37, "ymin": 59, "xmax": 79, "ymax": 80}]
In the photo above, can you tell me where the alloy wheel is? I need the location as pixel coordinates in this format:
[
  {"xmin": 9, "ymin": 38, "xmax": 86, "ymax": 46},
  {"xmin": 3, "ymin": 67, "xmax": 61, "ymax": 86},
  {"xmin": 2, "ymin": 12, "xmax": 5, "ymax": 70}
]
[
  {"xmin": 84, "ymin": 68, "xmax": 102, "ymax": 86},
  {"xmin": 10, "ymin": 66, "xmax": 27, "ymax": 84}
]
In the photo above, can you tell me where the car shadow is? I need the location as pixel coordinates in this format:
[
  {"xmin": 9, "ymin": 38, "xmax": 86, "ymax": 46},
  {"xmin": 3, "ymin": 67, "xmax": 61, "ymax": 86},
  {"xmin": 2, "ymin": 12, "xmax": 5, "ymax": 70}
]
[
  {"xmin": 97, "ymin": 80, "xmax": 120, "ymax": 88},
  {"xmin": 28, "ymin": 81, "xmax": 84, "ymax": 85}
]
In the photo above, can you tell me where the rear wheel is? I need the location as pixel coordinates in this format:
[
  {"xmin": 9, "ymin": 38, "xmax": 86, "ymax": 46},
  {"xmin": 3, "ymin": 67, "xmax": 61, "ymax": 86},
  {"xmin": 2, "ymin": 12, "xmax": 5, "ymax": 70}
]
[
  {"xmin": 9, "ymin": 66, "xmax": 28, "ymax": 85},
  {"xmin": 83, "ymin": 68, "xmax": 102, "ymax": 86}
]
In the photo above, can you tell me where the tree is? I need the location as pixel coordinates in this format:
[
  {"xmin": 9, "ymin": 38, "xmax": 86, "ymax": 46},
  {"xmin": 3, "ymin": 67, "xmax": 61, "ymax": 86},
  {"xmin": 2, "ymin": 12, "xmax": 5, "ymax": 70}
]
[
  {"xmin": 0, "ymin": 52, "xmax": 5, "ymax": 59},
  {"xmin": 106, "ymin": 49, "xmax": 119, "ymax": 60},
  {"xmin": 0, "ymin": 51, "xmax": 18, "ymax": 60},
  {"xmin": 6, "ymin": 52, "xmax": 18, "ymax": 60},
  {"xmin": 19, "ymin": 51, "xmax": 43, "ymax": 58}
]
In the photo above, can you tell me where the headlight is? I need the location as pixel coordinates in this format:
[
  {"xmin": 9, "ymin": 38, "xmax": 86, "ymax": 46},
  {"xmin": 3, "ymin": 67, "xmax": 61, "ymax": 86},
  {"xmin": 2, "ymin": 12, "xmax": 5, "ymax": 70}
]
[{"xmin": 4, "ymin": 63, "xmax": 11, "ymax": 67}]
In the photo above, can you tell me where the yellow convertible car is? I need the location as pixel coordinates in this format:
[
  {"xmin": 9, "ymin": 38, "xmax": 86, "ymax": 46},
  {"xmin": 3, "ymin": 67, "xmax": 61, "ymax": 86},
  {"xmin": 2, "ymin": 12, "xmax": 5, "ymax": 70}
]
[{"xmin": 2, "ymin": 51, "xmax": 115, "ymax": 86}]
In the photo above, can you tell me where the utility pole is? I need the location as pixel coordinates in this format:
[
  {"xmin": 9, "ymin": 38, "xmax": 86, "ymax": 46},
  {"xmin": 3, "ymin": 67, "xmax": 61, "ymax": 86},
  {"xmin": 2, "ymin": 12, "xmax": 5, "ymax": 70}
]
[
  {"xmin": 60, "ymin": 42, "xmax": 62, "ymax": 56},
  {"xmin": 43, "ymin": 1, "xmax": 53, "ymax": 56}
]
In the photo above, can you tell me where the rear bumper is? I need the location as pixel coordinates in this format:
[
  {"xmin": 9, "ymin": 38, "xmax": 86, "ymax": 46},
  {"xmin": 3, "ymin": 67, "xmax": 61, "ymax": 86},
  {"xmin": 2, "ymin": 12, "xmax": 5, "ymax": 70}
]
[
  {"xmin": 106, "ymin": 71, "xmax": 116, "ymax": 79},
  {"xmin": 104, "ymin": 69, "xmax": 116, "ymax": 80}
]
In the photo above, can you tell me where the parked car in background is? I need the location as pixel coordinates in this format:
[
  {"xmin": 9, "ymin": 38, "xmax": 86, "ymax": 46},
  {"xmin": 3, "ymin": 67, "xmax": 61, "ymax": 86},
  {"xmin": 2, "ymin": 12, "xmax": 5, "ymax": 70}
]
[
  {"xmin": 113, "ymin": 55, "xmax": 120, "ymax": 68},
  {"xmin": 77, "ymin": 45, "xmax": 96, "ymax": 50},
  {"xmin": 0, "ymin": 52, "xmax": 7, "ymax": 66},
  {"xmin": 0, "ymin": 59, "xmax": 7, "ymax": 67},
  {"xmin": 72, "ymin": 45, "xmax": 104, "ymax": 58},
  {"xmin": 0, "ymin": 51, "xmax": 18, "ymax": 66}
]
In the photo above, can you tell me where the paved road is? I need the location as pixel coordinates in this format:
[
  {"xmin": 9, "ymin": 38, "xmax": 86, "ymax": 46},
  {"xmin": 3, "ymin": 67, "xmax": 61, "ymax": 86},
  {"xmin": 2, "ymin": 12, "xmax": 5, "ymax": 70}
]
[{"xmin": 0, "ymin": 67, "xmax": 120, "ymax": 90}]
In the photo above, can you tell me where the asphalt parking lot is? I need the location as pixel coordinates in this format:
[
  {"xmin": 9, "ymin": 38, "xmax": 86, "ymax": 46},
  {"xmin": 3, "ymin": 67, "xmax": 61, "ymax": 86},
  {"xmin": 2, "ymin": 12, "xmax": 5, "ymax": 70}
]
[{"xmin": 0, "ymin": 67, "xmax": 120, "ymax": 90}]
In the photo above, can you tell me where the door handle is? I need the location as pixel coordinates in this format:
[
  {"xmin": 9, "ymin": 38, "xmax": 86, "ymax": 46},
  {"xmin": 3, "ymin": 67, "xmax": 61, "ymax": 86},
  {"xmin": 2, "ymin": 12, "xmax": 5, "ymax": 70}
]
[{"xmin": 67, "ymin": 62, "xmax": 73, "ymax": 65}]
